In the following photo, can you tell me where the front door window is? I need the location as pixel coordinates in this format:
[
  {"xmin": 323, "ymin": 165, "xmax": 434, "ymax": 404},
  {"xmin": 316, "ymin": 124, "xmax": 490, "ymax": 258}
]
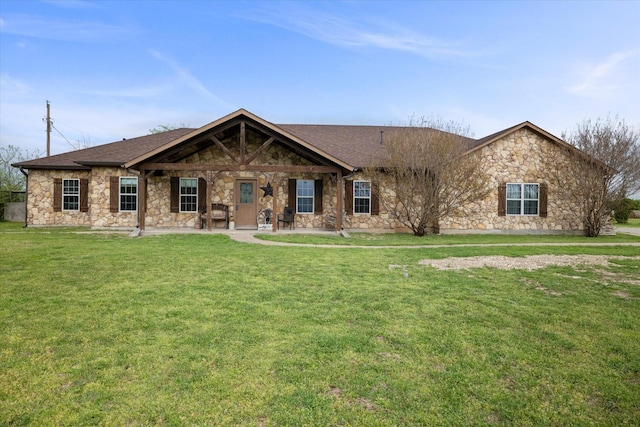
[{"xmin": 240, "ymin": 182, "xmax": 253, "ymax": 204}]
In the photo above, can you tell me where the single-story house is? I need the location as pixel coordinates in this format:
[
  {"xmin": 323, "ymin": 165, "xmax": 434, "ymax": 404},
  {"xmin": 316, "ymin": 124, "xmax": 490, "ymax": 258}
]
[{"xmin": 13, "ymin": 108, "xmax": 590, "ymax": 234}]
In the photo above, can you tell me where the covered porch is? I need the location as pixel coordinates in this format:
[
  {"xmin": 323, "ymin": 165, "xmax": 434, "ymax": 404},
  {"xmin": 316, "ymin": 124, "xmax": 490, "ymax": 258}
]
[{"xmin": 123, "ymin": 110, "xmax": 354, "ymax": 233}]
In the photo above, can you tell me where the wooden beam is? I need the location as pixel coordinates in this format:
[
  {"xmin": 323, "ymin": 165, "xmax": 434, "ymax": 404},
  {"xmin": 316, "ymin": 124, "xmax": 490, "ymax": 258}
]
[
  {"xmin": 272, "ymin": 178, "xmax": 278, "ymax": 233},
  {"xmin": 244, "ymin": 136, "xmax": 274, "ymax": 165},
  {"xmin": 336, "ymin": 170, "xmax": 343, "ymax": 231},
  {"xmin": 240, "ymin": 121, "xmax": 246, "ymax": 165},
  {"xmin": 209, "ymin": 136, "xmax": 238, "ymax": 164},
  {"xmin": 140, "ymin": 163, "xmax": 342, "ymax": 174},
  {"xmin": 139, "ymin": 172, "xmax": 147, "ymax": 230},
  {"xmin": 206, "ymin": 170, "xmax": 212, "ymax": 231}
]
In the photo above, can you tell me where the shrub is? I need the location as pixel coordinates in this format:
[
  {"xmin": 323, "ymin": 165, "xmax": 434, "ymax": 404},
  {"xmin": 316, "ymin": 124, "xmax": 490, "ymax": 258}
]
[{"xmin": 613, "ymin": 198, "xmax": 635, "ymax": 223}]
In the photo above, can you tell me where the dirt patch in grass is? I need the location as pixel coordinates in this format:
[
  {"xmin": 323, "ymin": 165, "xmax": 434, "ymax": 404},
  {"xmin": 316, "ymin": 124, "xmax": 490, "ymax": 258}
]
[{"xmin": 419, "ymin": 255, "xmax": 640, "ymax": 270}]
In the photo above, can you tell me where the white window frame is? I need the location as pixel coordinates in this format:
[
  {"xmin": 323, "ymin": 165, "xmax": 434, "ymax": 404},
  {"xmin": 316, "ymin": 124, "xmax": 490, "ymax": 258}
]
[
  {"xmin": 353, "ymin": 180, "xmax": 371, "ymax": 215},
  {"xmin": 296, "ymin": 179, "xmax": 314, "ymax": 214},
  {"xmin": 506, "ymin": 183, "xmax": 539, "ymax": 216},
  {"xmin": 180, "ymin": 178, "xmax": 198, "ymax": 213},
  {"xmin": 62, "ymin": 178, "xmax": 80, "ymax": 211},
  {"xmin": 119, "ymin": 177, "xmax": 138, "ymax": 212}
]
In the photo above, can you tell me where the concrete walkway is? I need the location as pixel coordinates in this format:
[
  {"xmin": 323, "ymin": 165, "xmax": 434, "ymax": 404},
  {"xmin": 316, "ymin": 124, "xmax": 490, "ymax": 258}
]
[
  {"xmin": 615, "ymin": 226, "xmax": 640, "ymax": 236},
  {"xmin": 138, "ymin": 226, "xmax": 640, "ymax": 248}
]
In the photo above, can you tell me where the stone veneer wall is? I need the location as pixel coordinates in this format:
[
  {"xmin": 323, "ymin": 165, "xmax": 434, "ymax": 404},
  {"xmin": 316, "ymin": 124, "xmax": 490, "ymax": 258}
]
[
  {"xmin": 145, "ymin": 132, "xmax": 342, "ymax": 229},
  {"xmin": 438, "ymin": 128, "xmax": 584, "ymax": 233},
  {"xmin": 26, "ymin": 168, "xmax": 139, "ymax": 227},
  {"xmin": 25, "ymin": 127, "xmax": 587, "ymax": 233},
  {"xmin": 342, "ymin": 172, "xmax": 394, "ymax": 230}
]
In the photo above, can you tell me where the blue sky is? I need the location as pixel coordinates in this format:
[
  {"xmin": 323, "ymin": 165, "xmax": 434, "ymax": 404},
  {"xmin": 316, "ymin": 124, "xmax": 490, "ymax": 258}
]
[{"xmin": 1, "ymin": 0, "xmax": 639, "ymax": 156}]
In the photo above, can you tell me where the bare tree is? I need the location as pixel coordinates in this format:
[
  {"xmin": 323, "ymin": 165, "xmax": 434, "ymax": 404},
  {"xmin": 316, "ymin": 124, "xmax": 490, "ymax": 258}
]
[
  {"xmin": 365, "ymin": 117, "xmax": 490, "ymax": 236},
  {"xmin": 68, "ymin": 136, "xmax": 95, "ymax": 151},
  {"xmin": 149, "ymin": 123, "xmax": 188, "ymax": 134},
  {"xmin": 1, "ymin": 145, "xmax": 42, "ymax": 192},
  {"xmin": 554, "ymin": 115, "xmax": 640, "ymax": 237}
]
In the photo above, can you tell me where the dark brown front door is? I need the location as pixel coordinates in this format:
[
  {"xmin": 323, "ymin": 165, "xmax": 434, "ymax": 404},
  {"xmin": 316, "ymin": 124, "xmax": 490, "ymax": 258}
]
[{"xmin": 235, "ymin": 179, "xmax": 257, "ymax": 229}]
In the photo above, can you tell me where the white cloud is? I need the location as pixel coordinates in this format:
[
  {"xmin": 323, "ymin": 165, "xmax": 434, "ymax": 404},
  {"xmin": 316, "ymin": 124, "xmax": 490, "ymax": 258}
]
[
  {"xmin": 245, "ymin": 5, "xmax": 478, "ymax": 59},
  {"xmin": 149, "ymin": 49, "xmax": 231, "ymax": 108},
  {"xmin": 0, "ymin": 13, "xmax": 135, "ymax": 42},
  {"xmin": 0, "ymin": 73, "xmax": 31, "ymax": 98},
  {"xmin": 566, "ymin": 50, "xmax": 640, "ymax": 98},
  {"xmin": 42, "ymin": 0, "xmax": 101, "ymax": 9}
]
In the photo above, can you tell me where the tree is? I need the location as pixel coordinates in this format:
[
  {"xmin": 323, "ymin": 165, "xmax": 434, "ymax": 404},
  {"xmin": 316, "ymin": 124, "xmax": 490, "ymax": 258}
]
[
  {"xmin": 1, "ymin": 145, "xmax": 41, "ymax": 192},
  {"xmin": 68, "ymin": 136, "xmax": 95, "ymax": 151},
  {"xmin": 365, "ymin": 117, "xmax": 490, "ymax": 236},
  {"xmin": 554, "ymin": 115, "xmax": 640, "ymax": 237},
  {"xmin": 149, "ymin": 123, "xmax": 188, "ymax": 134},
  {"xmin": 1, "ymin": 145, "xmax": 42, "ymax": 213}
]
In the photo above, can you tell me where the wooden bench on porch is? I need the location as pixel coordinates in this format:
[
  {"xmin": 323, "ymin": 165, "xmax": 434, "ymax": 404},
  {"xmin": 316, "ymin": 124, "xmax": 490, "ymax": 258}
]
[{"xmin": 200, "ymin": 203, "xmax": 229, "ymax": 229}]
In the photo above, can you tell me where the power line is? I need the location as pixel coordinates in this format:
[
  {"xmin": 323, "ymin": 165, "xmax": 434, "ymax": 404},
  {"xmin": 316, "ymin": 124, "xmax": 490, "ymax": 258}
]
[{"xmin": 51, "ymin": 123, "xmax": 73, "ymax": 147}]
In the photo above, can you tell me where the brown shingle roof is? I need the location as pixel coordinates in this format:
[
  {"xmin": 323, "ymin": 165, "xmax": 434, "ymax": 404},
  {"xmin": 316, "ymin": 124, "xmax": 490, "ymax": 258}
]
[
  {"xmin": 13, "ymin": 114, "xmax": 536, "ymax": 171},
  {"xmin": 12, "ymin": 128, "xmax": 194, "ymax": 169},
  {"xmin": 277, "ymin": 124, "xmax": 478, "ymax": 168}
]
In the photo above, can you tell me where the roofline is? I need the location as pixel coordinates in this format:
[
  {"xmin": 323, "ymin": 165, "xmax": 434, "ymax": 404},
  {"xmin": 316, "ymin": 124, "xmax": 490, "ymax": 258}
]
[
  {"xmin": 11, "ymin": 162, "xmax": 91, "ymax": 171},
  {"xmin": 469, "ymin": 121, "xmax": 578, "ymax": 154},
  {"xmin": 74, "ymin": 161, "xmax": 124, "ymax": 167},
  {"xmin": 467, "ymin": 121, "xmax": 614, "ymax": 172},
  {"xmin": 123, "ymin": 108, "xmax": 355, "ymax": 171}
]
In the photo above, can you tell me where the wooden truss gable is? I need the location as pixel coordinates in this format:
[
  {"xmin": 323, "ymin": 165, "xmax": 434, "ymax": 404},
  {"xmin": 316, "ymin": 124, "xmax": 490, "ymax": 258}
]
[
  {"xmin": 125, "ymin": 109, "xmax": 353, "ymax": 174},
  {"xmin": 127, "ymin": 109, "xmax": 351, "ymax": 232}
]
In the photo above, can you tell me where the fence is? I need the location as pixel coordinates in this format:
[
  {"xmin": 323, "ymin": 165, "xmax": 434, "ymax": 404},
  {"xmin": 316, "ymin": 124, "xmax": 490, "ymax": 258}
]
[{"xmin": 0, "ymin": 191, "xmax": 26, "ymax": 221}]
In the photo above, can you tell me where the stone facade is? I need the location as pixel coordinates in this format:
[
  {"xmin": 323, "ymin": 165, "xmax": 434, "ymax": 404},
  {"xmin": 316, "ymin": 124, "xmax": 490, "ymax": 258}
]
[
  {"xmin": 439, "ymin": 128, "xmax": 583, "ymax": 233},
  {"xmin": 27, "ymin": 167, "xmax": 138, "ymax": 227},
  {"xmin": 24, "ymin": 127, "xmax": 588, "ymax": 234}
]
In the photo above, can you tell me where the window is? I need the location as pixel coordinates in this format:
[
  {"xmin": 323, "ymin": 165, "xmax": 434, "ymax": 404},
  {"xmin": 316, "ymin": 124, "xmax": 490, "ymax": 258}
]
[
  {"xmin": 296, "ymin": 179, "xmax": 314, "ymax": 213},
  {"xmin": 354, "ymin": 180, "xmax": 371, "ymax": 214},
  {"xmin": 120, "ymin": 177, "xmax": 138, "ymax": 211},
  {"xmin": 62, "ymin": 179, "xmax": 79, "ymax": 211},
  {"xmin": 180, "ymin": 178, "xmax": 198, "ymax": 212},
  {"xmin": 506, "ymin": 183, "xmax": 539, "ymax": 215}
]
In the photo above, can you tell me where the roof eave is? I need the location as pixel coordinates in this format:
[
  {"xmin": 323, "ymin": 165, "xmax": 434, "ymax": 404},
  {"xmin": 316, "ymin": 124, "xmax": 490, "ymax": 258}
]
[
  {"xmin": 11, "ymin": 163, "xmax": 91, "ymax": 171},
  {"xmin": 74, "ymin": 161, "xmax": 124, "ymax": 167},
  {"xmin": 124, "ymin": 108, "xmax": 355, "ymax": 172}
]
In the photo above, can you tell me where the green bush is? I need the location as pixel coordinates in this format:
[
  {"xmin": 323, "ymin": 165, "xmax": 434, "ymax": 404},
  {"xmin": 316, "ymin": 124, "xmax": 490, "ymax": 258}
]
[{"xmin": 613, "ymin": 198, "xmax": 635, "ymax": 223}]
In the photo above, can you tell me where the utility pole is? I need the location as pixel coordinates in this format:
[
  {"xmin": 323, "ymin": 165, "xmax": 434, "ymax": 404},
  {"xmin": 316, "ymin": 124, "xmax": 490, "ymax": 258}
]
[{"xmin": 46, "ymin": 100, "xmax": 51, "ymax": 157}]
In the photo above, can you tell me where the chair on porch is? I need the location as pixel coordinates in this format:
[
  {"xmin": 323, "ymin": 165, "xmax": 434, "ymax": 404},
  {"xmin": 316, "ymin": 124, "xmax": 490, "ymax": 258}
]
[
  {"xmin": 201, "ymin": 203, "xmax": 229, "ymax": 229},
  {"xmin": 277, "ymin": 207, "xmax": 295, "ymax": 230}
]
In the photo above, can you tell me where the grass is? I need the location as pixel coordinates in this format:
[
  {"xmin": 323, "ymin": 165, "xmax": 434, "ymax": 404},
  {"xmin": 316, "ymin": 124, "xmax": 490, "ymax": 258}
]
[
  {"xmin": 255, "ymin": 229, "xmax": 640, "ymax": 246},
  {"xmin": 616, "ymin": 218, "xmax": 640, "ymax": 228},
  {"xmin": 1, "ymin": 222, "xmax": 639, "ymax": 426}
]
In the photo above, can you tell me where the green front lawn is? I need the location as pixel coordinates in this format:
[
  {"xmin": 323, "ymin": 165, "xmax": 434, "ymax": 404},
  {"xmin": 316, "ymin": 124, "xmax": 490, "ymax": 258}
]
[
  {"xmin": 1, "ymin": 223, "xmax": 639, "ymax": 426},
  {"xmin": 256, "ymin": 230, "xmax": 640, "ymax": 246},
  {"xmin": 616, "ymin": 218, "xmax": 640, "ymax": 228}
]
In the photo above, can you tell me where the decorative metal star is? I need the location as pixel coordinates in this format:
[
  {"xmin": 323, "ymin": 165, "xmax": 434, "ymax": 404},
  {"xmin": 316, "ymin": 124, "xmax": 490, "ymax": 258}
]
[{"xmin": 260, "ymin": 182, "xmax": 273, "ymax": 197}]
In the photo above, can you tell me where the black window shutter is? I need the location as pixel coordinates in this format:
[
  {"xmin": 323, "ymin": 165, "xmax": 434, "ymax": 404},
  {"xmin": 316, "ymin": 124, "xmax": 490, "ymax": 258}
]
[
  {"xmin": 539, "ymin": 183, "xmax": 548, "ymax": 218},
  {"xmin": 371, "ymin": 181, "xmax": 380, "ymax": 216},
  {"xmin": 314, "ymin": 179, "xmax": 323, "ymax": 214},
  {"xmin": 110, "ymin": 176, "xmax": 119, "ymax": 213},
  {"xmin": 170, "ymin": 177, "xmax": 180, "ymax": 213},
  {"xmin": 345, "ymin": 180, "xmax": 353, "ymax": 215},
  {"xmin": 198, "ymin": 177, "xmax": 207, "ymax": 212},
  {"xmin": 80, "ymin": 179, "xmax": 89, "ymax": 212},
  {"xmin": 53, "ymin": 178, "xmax": 62, "ymax": 212},
  {"xmin": 287, "ymin": 179, "xmax": 296, "ymax": 209},
  {"xmin": 498, "ymin": 183, "xmax": 506, "ymax": 217}
]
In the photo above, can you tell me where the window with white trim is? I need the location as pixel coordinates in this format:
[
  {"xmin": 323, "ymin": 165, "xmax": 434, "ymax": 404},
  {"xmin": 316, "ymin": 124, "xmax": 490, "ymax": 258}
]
[
  {"xmin": 180, "ymin": 178, "xmax": 198, "ymax": 212},
  {"xmin": 120, "ymin": 177, "xmax": 138, "ymax": 211},
  {"xmin": 354, "ymin": 180, "xmax": 371, "ymax": 214},
  {"xmin": 296, "ymin": 179, "xmax": 314, "ymax": 214},
  {"xmin": 506, "ymin": 183, "xmax": 539, "ymax": 215},
  {"xmin": 62, "ymin": 179, "xmax": 79, "ymax": 211}
]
